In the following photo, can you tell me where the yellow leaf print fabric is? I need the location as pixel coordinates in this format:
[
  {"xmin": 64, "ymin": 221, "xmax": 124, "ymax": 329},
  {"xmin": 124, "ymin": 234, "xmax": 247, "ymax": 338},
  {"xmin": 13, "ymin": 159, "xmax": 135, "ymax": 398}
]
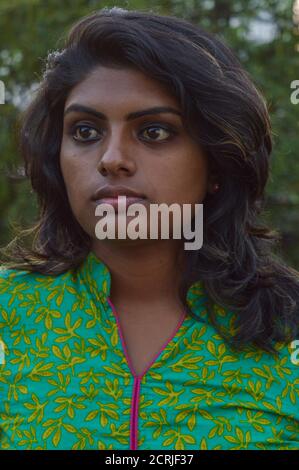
[{"xmin": 0, "ymin": 250, "xmax": 298, "ymax": 450}]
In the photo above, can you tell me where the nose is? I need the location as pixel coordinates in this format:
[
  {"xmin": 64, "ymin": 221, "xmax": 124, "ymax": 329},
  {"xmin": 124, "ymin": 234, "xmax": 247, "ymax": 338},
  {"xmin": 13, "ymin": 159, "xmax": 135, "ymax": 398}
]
[{"xmin": 97, "ymin": 128, "xmax": 137, "ymax": 177}]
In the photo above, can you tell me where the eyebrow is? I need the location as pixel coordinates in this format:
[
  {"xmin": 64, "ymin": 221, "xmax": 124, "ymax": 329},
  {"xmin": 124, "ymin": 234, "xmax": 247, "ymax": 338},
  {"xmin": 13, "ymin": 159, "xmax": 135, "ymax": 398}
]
[{"xmin": 63, "ymin": 103, "xmax": 182, "ymax": 121}]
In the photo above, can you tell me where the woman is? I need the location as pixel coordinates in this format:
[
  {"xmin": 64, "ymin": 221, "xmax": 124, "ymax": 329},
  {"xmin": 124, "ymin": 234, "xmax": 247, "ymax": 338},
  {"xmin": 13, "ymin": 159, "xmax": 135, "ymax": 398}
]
[{"xmin": 0, "ymin": 7, "xmax": 299, "ymax": 451}]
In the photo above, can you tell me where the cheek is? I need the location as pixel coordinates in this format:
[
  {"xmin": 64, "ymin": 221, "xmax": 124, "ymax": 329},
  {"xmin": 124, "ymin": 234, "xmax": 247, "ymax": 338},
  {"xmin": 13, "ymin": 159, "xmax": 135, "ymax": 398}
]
[
  {"xmin": 180, "ymin": 149, "xmax": 208, "ymax": 202},
  {"xmin": 60, "ymin": 141, "xmax": 74, "ymax": 187},
  {"xmin": 155, "ymin": 151, "xmax": 208, "ymax": 204},
  {"xmin": 186, "ymin": 164, "xmax": 208, "ymax": 202},
  {"xmin": 60, "ymin": 154, "xmax": 96, "ymax": 235},
  {"xmin": 60, "ymin": 146, "xmax": 88, "ymax": 196},
  {"xmin": 60, "ymin": 153, "xmax": 86, "ymax": 217}
]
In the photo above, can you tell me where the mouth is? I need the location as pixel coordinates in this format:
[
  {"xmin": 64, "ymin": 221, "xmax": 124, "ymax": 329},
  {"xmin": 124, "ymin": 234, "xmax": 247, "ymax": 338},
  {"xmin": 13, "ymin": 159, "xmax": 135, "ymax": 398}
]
[
  {"xmin": 93, "ymin": 195, "xmax": 148, "ymax": 211},
  {"xmin": 91, "ymin": 185, "xmax": 147, "ymax": 212},
  {"xmin": 92, "ymin": 185, "xmax": 146, "ymax": 200}
]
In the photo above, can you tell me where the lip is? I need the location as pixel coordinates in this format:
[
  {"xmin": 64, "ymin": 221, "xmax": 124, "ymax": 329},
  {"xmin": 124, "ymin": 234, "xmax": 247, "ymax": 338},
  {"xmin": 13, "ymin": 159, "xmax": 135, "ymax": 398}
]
[
  {"xmin": 93, "ymin": 196, "xmax": 148, "ymax": 211},
  {"xmin": 92, "ymin": 185, "xmax": 146, "ymax": 201}
]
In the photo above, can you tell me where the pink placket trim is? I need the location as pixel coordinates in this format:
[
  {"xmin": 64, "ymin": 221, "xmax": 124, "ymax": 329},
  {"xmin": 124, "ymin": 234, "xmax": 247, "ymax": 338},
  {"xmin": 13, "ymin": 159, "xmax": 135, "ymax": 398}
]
[{"xmin": 107, "ymin": 297, "xmax": 186, "ymax": 450}]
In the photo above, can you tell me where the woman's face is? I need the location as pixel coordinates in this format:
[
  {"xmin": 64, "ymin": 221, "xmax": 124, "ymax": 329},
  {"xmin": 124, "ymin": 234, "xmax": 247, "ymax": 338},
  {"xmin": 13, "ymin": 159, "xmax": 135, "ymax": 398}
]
[{"xmin": 60, "ymin": 65, "xmax": 211, "ymax": 242}]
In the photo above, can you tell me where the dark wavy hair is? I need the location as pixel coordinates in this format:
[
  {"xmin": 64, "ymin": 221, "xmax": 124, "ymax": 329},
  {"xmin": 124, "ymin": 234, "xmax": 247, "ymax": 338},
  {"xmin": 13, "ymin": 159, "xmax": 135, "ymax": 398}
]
[{"xmin": 2, "ymin": 7, "xmax": 299, "ymax": 354}]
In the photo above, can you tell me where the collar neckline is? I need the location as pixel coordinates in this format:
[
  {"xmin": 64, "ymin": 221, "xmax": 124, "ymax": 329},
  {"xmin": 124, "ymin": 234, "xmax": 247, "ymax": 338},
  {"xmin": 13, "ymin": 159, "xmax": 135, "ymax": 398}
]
[{"xmin": 79, "ymin": 250, "xmax": 209, "ymax": 319}]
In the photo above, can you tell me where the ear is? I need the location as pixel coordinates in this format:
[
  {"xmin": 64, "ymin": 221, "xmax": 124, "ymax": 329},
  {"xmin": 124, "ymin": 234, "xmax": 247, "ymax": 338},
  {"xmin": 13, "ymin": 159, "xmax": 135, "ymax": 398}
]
[{"xmin": 207, "ymin": 175, "xmax": 218, "ymax": 194}]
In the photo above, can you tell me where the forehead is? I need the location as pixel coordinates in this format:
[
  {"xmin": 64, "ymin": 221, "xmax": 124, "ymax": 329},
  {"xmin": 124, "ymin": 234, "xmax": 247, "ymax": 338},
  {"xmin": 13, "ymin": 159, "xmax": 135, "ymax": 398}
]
[{"xmin": 64, "ymin": 65, "xmax": 180, "ymax": 110}]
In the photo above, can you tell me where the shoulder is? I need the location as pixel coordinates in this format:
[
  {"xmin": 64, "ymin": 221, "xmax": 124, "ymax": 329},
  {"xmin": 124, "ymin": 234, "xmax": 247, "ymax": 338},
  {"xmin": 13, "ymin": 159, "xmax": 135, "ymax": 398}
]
[
  {"xmin": 0, "ymin": 265, "xmax": 73, "ymax": 296},
  {"xmin": 0, "ymin": 266, "xmax": 77, "ymax": 326},
  {"xmin": 0, "ymin": 266, "xmax": 41, "ymax": 302},
  {"xmin": 0, "ymin": 265, "xmax": 83, "ymax": 355}
]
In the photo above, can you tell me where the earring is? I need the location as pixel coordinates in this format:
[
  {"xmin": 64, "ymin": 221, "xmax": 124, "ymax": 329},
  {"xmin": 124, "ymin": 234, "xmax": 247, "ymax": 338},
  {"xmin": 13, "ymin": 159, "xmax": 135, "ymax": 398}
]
[{"xmin": 213, "ymin": 183, "xmax": 220, "ymax": 192}]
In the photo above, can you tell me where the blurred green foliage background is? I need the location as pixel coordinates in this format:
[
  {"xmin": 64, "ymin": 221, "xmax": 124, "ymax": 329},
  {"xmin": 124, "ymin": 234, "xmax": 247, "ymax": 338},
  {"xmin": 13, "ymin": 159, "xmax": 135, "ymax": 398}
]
[{"xmin": 0, "ymin": 0, "xmax": 298, "ymax": 268}]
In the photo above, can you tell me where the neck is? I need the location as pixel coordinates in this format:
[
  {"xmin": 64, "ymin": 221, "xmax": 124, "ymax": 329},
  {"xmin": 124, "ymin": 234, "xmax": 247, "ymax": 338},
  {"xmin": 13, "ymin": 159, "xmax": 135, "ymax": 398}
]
[{"xmin": 91, "ymin": 239, "xmax": 185, "ymax": 306}]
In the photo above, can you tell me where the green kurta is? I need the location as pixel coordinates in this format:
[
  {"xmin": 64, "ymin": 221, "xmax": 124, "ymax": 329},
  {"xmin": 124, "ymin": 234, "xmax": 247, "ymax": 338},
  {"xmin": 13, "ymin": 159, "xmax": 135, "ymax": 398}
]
[{"xmin": 0, "ymin": 251, "xmax": 298, "ymax": 450}]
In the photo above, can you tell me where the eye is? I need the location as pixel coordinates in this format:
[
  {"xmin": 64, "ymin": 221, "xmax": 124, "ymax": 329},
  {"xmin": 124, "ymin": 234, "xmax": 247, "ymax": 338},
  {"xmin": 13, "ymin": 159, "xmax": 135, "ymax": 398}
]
[
  {"xmin": 139, "ymin": 125, "xmax": 176, "ymax": 142},
  {"xmin": 69, "ymin": 123, "xmax": 177, "ymax": 144},
  {"xmin": 71, "ymin": 124, "xmax": 101, "ymax": 142}
]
